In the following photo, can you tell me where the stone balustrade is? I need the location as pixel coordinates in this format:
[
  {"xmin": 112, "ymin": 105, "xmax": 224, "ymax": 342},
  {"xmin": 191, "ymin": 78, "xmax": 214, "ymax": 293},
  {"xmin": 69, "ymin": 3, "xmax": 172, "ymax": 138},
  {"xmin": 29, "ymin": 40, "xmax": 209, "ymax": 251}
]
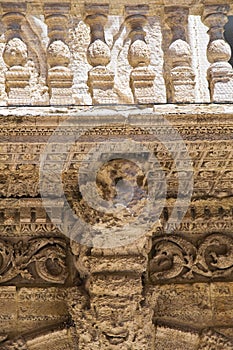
[{"xmin": 0, "ymin": 0, "xmax": 232, "ymax": 105}]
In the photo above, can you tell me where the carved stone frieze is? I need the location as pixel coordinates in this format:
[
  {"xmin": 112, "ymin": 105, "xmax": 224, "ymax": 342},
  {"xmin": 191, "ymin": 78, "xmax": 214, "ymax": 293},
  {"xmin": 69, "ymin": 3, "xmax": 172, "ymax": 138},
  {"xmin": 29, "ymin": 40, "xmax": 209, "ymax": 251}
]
[
  {"xmin": 0, "ymin": 326, "xmax": 78, "ymax": 350},
  {"xmin": 0, "ymin": 3, "xmax": 232, "ymax": 345},
  {"xmin": 0, "ymin": 237, "xmax": 70, "ymax": 285},
  {"xmin": 149, "ymin": 233, "xmax": 233, "ymax": 283}
]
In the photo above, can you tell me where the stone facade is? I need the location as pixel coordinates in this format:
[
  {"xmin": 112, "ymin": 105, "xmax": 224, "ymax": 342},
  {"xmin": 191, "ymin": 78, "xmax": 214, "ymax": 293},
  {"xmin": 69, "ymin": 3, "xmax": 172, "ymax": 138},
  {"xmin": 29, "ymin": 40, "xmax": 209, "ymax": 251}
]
[{"xmin": 0, "ymin": 1, "xmax": 233, "ymax": 349}]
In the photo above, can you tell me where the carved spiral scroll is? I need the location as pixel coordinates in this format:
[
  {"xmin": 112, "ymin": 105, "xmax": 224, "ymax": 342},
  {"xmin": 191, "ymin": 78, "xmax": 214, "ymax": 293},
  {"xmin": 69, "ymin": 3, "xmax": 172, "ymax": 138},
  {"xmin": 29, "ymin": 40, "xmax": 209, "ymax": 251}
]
[
  {"xmin": 33, "ymin": 238, "xmax": 68, "ymax": 283},
  {"xmin": 0, "ymin": 238, "xmax": 68, "ymax": 285},
  {"xmin": 194, "ymin": 234, "xmax": 233, "ymax": 277},
  {"xmin": 149, "ymin": 236, "xmax": 196, "ymax": 282},
  {"xmin": 149, "ymin": 233, "xmax": 233, "ymax": 283}
]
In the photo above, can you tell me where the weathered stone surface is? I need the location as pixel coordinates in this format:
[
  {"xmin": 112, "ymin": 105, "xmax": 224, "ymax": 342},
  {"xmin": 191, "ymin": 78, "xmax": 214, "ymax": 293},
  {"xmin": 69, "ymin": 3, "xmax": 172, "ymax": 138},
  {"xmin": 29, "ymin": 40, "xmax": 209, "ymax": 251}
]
[
  {"xmin": 155, "ymin": 325, "xmax": 199, "ymax": 350},
  {"xmin": 211, "ymin": 283, "xmax": 233, "ymax": 327},
  {"xmin": 151, "ymin": 283, "xmax": 213, "ymax": 328},
  {"xmin": 0, "ymin": 1, "xmax": 233, "ymax": 349}
]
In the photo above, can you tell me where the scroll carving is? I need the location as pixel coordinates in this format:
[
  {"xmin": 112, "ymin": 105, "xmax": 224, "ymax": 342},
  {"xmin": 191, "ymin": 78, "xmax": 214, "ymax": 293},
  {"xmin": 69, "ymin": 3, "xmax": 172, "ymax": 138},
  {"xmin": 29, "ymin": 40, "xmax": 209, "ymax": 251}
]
[
  {"xmin": 0, "ymin": 238, "xmax": 68, "ymax": 284},
  {"xmin": 149, "ymin": 236, "xmax": 196, "ymax": 281},
  {"xmin": 149, "ymin": 233, "xmax": 233, "ymax": 283},
  {"xmin": 194, "ymin": 234, "xmax": 233, "ymax": 278}
]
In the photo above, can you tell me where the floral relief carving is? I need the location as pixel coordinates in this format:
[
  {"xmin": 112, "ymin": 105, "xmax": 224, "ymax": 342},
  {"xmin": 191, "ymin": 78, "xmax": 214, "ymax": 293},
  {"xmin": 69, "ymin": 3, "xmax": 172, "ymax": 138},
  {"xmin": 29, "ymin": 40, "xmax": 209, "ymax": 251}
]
[
  {"xmin": 0, "ymin": 238, "xmax": 68, "ymax": 284},
  {"xmin": 149, "ymin": 235, "xmax": 196, "ymax": 281},
  {"xmin": 149, "ymin": 233, "xmax": 233, "ymax": 283}
]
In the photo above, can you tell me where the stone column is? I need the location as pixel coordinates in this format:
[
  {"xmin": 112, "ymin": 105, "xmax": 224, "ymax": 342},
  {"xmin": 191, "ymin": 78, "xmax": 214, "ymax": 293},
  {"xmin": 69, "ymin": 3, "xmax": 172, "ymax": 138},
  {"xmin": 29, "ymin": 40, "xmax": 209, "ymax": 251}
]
[
  {"xmin": 2, "ymin": 3, "xmax": 31, "ymax": 105},
  {"xmin": 44, "ymin": 3, "xmax": 73, "ymax": 105},
  {"xmin": 85, "ymin": 4, "xmax": 118, "ymax": 104},
  {"xmin": 165, "ymin": 6, "xmax": 195, "ymax": 103},
  {"xmin": 125, "ymin": 6, "xmax": 156, "ymax": 104},
  {"xmin": 202, "ymin": 5, "xmax": 233, "ymax": 102}
]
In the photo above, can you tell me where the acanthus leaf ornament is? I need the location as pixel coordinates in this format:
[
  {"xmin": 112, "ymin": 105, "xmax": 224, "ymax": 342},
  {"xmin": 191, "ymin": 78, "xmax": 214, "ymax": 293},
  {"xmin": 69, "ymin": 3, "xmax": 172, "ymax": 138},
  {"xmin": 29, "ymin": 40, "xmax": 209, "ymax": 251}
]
[
  {"xmin": 193, "ymin": 234, "xmax": 233, "ymax": 278},
  {"xmin": 149, "ymin": 233, "xmax": 233, "ymax": 283},
  {"xmin": 0, "ymin": 237, "xmax": 68, "ymax": 285},
  {"xmin": 149, "ymin": 236, "xmax": 196, "ymax": 282}
]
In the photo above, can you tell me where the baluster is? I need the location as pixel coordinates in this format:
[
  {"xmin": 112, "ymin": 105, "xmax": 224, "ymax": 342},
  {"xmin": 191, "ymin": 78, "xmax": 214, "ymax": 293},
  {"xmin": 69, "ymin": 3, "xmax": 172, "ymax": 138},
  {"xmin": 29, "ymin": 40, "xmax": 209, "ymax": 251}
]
[
  {"xmin": 2, "ymin": 3, "xmax": 31, "ymax": 105},
  {"xmin": 44, "ymin": 3, "xmax": 73, "ymax": 105},
  {"xmin": 202, "ymin": 5, "xmax": 233, "ymax": 102},
  {"xmin": 165, "ymin": 6, "xmax": 195, "ymax": 103},
  {"xmin": 85, "ymin": 4, "xmax": 117, "ymax": 104},
  {"xmin": 125, "ymin": 6, "xmax": 155, "ymax": 104}
]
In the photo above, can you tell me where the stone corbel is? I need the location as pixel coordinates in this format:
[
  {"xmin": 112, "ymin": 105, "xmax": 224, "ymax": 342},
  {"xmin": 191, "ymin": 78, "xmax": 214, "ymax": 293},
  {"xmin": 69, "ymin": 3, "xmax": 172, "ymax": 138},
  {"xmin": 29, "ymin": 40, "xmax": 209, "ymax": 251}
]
[
  {"xmin": 202, "ymin": 5, "xmax": 233, "ymax": 102},
  {"xmin": 44, "ymin": 3, "xmax": 74, "ymax": 105},
  {"xmin": 85, "ymin": 4, "xmax": 118, "ymax": 104},
  {"xmin": 165, "ymin": 6, "xmax": 196, "ymax": 103},
  {"xmin": 70, "ymin": 234, "xmax": 154, "ymax": 348},
  {"xmin": 2, "ymin": 3, "xmax": 31, "ymax": 105},
  {"xmin": 125, "ymin": 5, "xmax": 156, "ymax": 104}
]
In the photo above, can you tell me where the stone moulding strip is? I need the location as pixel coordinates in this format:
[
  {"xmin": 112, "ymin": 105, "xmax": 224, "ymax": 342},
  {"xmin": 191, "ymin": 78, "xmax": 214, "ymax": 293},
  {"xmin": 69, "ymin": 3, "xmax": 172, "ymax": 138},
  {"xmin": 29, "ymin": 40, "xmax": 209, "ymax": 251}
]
[{"xmin": 0, "ymin": 0, "xmax": 232, "ymax": 16}]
